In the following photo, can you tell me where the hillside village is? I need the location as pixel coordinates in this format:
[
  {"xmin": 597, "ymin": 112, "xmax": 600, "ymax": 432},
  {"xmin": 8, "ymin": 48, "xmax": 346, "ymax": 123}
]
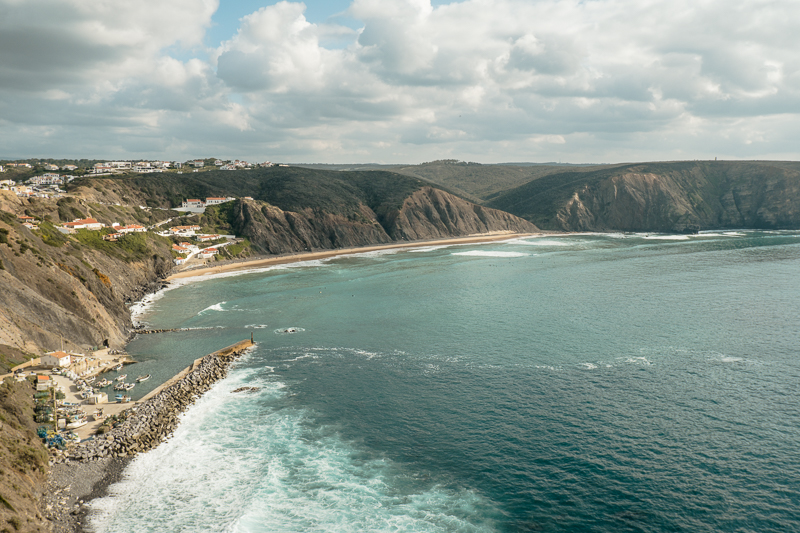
[
  {"xmin": 0, "ymin": 157, "xmax": 280, "ymax": 199},
  {"xmin": 13, "ymin": 196, "xmax": 244, "ymax": 268}
]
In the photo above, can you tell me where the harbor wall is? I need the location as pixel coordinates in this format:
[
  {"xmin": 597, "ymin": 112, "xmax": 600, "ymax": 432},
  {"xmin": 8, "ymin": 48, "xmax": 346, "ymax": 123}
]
[{"xmin": 56, "ymin": 339, "xmax": 254, "ymax": 463}]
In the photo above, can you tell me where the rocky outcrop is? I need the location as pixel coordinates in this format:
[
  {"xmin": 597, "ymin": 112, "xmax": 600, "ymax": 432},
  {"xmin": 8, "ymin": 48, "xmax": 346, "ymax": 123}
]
[
  {"xmin": 233, "ymin": 188, "xmax": 537, "ymax": 253},
  {"xmin": 386, "ymin": 187, "xmax": 538, "ymax": 240},
  {"xmin": 488, "ymin": 161, "xmax": 800, "ymax": 232},
  {"xmin": 231, "ymin": 200, "xmax": 392, "ymax": 254},
  {"xmin": 0, "ymin": 194, "xmax": 174, "ymax": 360}
]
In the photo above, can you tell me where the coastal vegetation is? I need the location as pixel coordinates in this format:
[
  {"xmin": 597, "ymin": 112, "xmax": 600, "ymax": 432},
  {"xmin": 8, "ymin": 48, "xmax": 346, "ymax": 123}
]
[{"xmin": 0, "ymin": 379, "xmax": 50, "ymax": 533}]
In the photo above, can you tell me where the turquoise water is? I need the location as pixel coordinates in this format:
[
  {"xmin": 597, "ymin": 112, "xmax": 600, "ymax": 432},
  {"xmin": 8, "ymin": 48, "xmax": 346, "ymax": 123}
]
[{"xmin": 90, "ymin": 231, "xmax": 800, "ymax": 532}]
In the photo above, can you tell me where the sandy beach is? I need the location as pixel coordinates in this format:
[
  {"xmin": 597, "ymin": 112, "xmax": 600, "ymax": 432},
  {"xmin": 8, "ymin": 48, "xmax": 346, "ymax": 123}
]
[{"xmin": 167, "ymin": 231, "xmax": 540, "ymax": 281}]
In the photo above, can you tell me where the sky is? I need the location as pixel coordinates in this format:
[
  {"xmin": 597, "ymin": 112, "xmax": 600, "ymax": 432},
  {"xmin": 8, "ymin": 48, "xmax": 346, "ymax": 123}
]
[{"xmin": 1, "ymin": 0, "xmax": 798, "ymax": 164}]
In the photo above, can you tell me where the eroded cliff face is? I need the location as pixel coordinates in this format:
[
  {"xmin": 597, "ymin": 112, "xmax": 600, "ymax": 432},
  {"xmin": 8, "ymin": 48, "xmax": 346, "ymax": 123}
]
[
  {"xmin": 556, "ymin": 172, "xmax": 699, "ymax": 232},
  {"xmin": 0, "ymin": 193, "xmax": 173, "ymax": 363},
  {"xmin": 489, "ymin": 161, "xmax": 800, "ymax": 232},
  {"xmin": 388, "ymin": 187, "xmax": 538, "ymax": 239},
  {"xmin": 231, "ymin": 188, "xmax": 537, "ymax": 253},
  {"xmin": 231, "ymin": 201, "xmax": 393, "ymax": 254}
]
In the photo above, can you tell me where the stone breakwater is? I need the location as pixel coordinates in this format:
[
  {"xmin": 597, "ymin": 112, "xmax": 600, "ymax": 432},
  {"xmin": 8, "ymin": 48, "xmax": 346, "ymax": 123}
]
[{"xmin": 55, "ymin": 339, "xmax": 254, "ymax": 464}]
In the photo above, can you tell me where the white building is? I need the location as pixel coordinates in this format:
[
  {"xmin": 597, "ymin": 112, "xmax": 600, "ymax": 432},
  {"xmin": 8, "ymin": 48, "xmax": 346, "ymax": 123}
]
[
  {"xmin": 169, "ymin": 225, "xmax": 202, "ymax": 236},
  {"xmin": 204, "ymin": 197, "xmax": 234, "ymax": 206},
  {"xmin": 36, "ymin": 375, "xmax": 53, "ymax": 391},
  {"xmin": 192, "ymin": 160, "xmax": 205, "ymax": 168},
  {"xmin": 181, "ymin": 199, "xmax": 204, "ymax": 208},
  {"xmin": 112, "ymin": 223, "xmax": 146, "ymax": 234},
  {"xmin": 29, "ymin": 174, "xmax": 63, "ymax": 185},
  {"xmin": 60, "ymin": 217, "xmax": 105, "ymax": 231},
  {"xmin": 42, "ymin": 351, "xmax": 72, "ymax": 368}
]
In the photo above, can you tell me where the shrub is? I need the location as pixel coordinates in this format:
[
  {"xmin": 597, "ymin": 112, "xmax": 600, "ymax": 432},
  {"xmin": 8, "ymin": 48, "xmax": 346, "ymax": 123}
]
[{"xmin": 38, "ymin": 222, "xmax": 67, "ymax": 247}]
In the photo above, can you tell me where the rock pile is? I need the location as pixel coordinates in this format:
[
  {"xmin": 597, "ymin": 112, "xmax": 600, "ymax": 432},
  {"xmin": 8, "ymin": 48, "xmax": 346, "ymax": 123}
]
[
  {"xmin": 55, "ymin": 341, "xmax": 253, "ymax": 464},
  {"xmin": 133, "ymin": 328, "xmax": 181, "ymax": 335},
  {"xmin": 231, "ymin": 387, "xmax": 260, "ymax": 393}
]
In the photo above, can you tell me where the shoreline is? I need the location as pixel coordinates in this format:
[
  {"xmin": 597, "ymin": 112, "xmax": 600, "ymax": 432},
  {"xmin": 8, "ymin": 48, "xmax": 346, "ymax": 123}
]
[
  {"xmin": 44, "ymin": 340, "xmax": 255, "ymax": 532},
  {"xmin": 167, "ymin": 231, "xmax": 540, "ymax": 281},
  {"xmin": 44, "ymin": 231, "xmax": 538, "ymax": 531}
]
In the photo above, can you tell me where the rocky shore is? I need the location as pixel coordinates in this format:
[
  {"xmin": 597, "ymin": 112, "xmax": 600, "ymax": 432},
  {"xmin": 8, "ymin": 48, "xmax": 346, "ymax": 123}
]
[{"xmin": 45, "ymin": 339, "xmax": 254, "ymax": 531}]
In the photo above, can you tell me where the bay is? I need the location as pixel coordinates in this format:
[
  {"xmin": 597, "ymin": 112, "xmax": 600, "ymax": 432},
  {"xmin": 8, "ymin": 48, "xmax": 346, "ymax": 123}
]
[{"xmin": 90, "ymin": 231, "xmax": 800, "ymax": 532}]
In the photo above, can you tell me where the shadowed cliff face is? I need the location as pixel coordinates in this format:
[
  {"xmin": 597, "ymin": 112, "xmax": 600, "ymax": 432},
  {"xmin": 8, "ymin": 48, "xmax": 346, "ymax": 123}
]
[
  {"xmin": 488, "ymin": 161, "xmax": 800, "ymax": 231},
  {"xmin": 231, "ymin": 188, "xmax": 538, "ymax": 253},
  {"xmin": 231, "ymin": 201, "xmax": 393, "ymax": 254}
]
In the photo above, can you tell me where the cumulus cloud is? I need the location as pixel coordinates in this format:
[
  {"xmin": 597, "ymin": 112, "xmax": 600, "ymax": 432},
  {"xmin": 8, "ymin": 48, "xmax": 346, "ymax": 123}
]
[{"xmin": 0, "ymin": 0, "xmax": 799, "ymax": 162}]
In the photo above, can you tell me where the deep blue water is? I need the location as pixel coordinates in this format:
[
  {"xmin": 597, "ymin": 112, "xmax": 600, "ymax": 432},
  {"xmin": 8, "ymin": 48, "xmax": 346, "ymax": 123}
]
[{"xmin": 90, "ymin": 231, "xmax": 800, "ymax": 532}]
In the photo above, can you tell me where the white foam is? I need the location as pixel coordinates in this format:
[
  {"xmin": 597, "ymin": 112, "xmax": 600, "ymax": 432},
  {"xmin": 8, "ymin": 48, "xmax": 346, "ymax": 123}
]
[
  {"xmin": 719, "ymin": 356, "xmax": 744, "ymax": 363},
  {"xmin": 407, "ymin": 245, "xmax": 452, "ymax": 253},
  {"xmin": 579, "ymin": 362, "xmax": 598, "ymax": 370},
  {"xmin": 642, "ymin": 235, "xmax": 690, "ymax": 240},
  {"xmin": 244, "ymin": 324, "xmax": 271, "ymax": 329},
  {"xmin": 129, "ymin": 278, "xmax": 194, "ymax": 326},
  {"xmin": 624, "ymin": 356, "xmax": 652, "ymax": 365},
  {"xmin": 198, "ymin": 301, "xmax": 226, "ymax": 314},
  {"xmin": 274, "ymin": 327, "xmax": 305, "ymax": 335},
  {"xmin": 507, "ymin": 237, "xmax": 574, "ymax": 246},
  {"xmin": 340, "ymin": 248, "xmax": 403, "ymax": 259},
  {"xmin": 89, "ymin": 365, "xmax": 498, "ymax": 533},
  {"xmin": 451, "ymin": 250, "xmax": 528, "ymax": 258}
]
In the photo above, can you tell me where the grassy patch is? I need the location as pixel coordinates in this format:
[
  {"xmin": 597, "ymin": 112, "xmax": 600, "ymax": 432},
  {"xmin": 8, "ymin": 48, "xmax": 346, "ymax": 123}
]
[
  {"xmin": 37, "ymin": 221, "xmax": 67, "ymax": 247},
  {"xmin": 0, "ymin": 493, "xmax": 14, "ymax": 512}
]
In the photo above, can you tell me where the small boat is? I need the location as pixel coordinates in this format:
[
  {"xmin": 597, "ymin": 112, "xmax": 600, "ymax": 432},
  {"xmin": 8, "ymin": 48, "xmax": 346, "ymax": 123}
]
[
  {"xmin": 136, "ymin": 374, "xmax": 151, "ymax": 382},
  {"xmin": 115, "ymin": 394, "xmax": 132, "ymax": 403},
  {"xmin": 113, "ymin": 363, "xmax": 123, "ymax": 371},
  {"xmin": 96, "ymin": 379, "xmax": 112, "ymax": 388},
  {"xmin": 114, "ymin": 383, "xmax": 127, "ymax": 391},
  {"xmin": 124, "ymin": 383, "xmax": 135, "ymax": 391},
  {"xmin": 66, "ymin": 418, "xmax": 88, "ymax": 429},
  {"xmin": 116, "ymin": 374, "xmax": 127, "ymax": 381}
]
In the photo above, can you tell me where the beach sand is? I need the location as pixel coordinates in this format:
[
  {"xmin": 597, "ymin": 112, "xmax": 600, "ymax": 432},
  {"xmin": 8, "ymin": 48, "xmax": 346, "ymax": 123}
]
[{"xmin": 168, "ymin": 231, "xmax": 539, "ymax": 281}]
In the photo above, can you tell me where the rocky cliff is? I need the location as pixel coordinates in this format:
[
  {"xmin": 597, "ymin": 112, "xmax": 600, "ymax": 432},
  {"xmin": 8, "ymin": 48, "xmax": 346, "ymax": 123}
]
[
  {"xmin": 0, "ymin": 191, "xmax": 174, "ymax": 365},
  {"xmin": 387, "ymin": 187, "xmax": 538, "ymax": 240},
  {"xmin": 487, "ymin": 161, "xmax": 800, "ymax": 232},
  {"xmin": 230, "ymin": 201, "xmax": 393, "ymax": 255},
  {"xmin": 231, "ymin": 187, "xmax": 537, "ymax": 253}
]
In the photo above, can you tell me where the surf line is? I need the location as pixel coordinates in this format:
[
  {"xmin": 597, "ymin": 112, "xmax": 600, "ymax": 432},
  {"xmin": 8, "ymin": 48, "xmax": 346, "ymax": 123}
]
[{"xmin": 57, "ymin": 338, "xmax": 255, "ymax": 464}]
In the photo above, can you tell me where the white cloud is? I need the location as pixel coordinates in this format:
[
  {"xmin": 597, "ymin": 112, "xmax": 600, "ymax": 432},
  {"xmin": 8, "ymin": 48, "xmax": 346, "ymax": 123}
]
[{"xmin": 0, "ymin": 0, "xmax": 799, "ymax": 163}]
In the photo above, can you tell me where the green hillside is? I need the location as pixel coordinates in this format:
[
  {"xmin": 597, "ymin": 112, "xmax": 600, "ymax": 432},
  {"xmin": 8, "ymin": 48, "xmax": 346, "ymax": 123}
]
[{"xmin": 70, "ymin": 166, "xmax": 427, "ymax": 219}]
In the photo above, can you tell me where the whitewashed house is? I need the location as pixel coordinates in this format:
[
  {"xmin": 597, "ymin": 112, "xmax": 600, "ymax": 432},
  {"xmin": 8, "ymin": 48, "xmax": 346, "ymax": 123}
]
[
  {"xmin": 42, "ymin": 351, "xmax": 72, "ymax": 368},
  {"xmin": 181, "ymin": 199, "xmax": 204, "ymax": 209},
  {"xmin": 204, "ymin": 197, "xmax": 234, "ymax": 206}
]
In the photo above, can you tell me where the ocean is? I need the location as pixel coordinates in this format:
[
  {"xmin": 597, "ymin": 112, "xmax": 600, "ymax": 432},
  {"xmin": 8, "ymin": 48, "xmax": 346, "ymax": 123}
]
[{"xmin": 89, "ymin": 231, "xmax": 800, "ymax": 532}]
